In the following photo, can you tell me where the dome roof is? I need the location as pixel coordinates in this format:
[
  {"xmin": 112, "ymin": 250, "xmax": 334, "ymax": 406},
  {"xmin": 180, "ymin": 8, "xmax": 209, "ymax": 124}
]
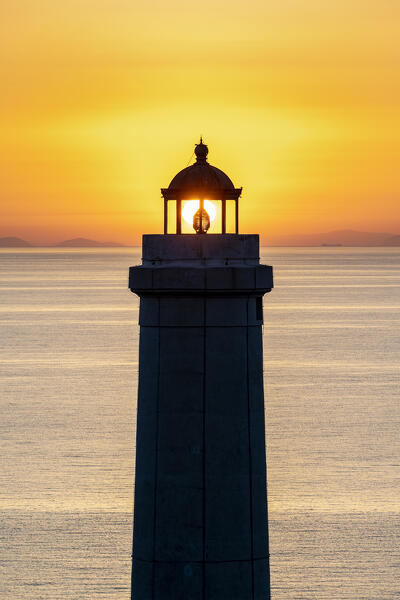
[{"xmin": 162, "ymin": 140, "xmax": 242, "ymax": 200}]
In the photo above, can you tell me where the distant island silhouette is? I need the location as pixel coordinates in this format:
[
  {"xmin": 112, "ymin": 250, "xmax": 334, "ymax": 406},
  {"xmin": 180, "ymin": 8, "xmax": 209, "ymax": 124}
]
[
  {"xmin": 264, "ymin": 229, "xmax": 400, "ymax": 246},
  {"xmin": 0, "ymin": 237, "xmax": 124, "ymax": 247},
  {"xmin": 56, "ymin": 238, "xmax": 124, "ymax": 247},
  {"xmin": 382, "ymin": 234, "xmax": 400, "ymax": 246},
  {"xmin": 0, "ymin": 236, "xmax": 33, "ymax": 247},
  {"xmin": 1, "ymin": 230, "xmax": 400, "ymax": 247}
]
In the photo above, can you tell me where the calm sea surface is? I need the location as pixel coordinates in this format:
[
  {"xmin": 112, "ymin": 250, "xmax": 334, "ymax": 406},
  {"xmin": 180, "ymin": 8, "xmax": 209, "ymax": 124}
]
[{"xmin": 0, "ymin": 247, "xmax": 399, "ymax": 599}]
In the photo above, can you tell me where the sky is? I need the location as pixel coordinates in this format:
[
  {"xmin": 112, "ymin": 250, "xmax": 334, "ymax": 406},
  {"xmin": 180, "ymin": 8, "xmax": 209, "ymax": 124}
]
[{"xmin": 1, "ymin": 0, "xmax": 399, "ymax": 245}]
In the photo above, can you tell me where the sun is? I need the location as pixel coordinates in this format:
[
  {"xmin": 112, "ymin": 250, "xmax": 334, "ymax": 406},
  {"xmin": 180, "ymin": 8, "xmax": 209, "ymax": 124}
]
[{"xmin": 182, "ymin": 200, "xmax": 217, "ymax": 226}]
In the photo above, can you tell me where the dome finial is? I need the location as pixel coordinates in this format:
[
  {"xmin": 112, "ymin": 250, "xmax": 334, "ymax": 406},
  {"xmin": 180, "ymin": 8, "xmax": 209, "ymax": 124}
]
[{"xmin": 195, "ymin": 137, "xmax": 208, "ymax": 162}]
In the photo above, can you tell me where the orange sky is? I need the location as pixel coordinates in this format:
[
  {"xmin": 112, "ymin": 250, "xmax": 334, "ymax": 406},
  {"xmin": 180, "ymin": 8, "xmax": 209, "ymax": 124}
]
[{"xmin": 1, "ymin": 0, "xmax": 399, "ymax": 245}]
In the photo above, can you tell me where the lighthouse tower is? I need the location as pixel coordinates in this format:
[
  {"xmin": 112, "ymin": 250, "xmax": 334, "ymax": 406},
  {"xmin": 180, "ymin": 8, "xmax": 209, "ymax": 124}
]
[{"xmin": 129, "ymin": 140, "xmax": 273, "ymax": 600}]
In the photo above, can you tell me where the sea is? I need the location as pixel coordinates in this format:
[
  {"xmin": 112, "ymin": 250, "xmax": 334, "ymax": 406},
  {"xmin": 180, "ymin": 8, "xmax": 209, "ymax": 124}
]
[{"xmin": 0, "ymin": 247, "xmax": 399, "ymax": 599}]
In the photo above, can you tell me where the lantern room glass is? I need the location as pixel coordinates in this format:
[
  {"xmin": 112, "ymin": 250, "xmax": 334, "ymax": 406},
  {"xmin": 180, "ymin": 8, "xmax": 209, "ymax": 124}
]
[{"xmin": 163, "ymin": 197, "xmax": 239, "ymax": 235}]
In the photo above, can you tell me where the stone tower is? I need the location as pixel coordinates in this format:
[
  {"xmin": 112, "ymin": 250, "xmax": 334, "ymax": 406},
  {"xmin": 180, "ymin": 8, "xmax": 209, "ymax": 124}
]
[{"xmin": 129, "ymin": 141, "xmax": 273, "ymax": 600}]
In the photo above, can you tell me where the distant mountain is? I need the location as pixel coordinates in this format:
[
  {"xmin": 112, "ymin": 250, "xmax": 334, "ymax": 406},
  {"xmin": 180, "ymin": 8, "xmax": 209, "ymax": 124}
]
[
  {"xmin": 0, "ymin": 236, "xmax": 32, "ymax": 247},
  {"xmin": 55, "ymin": 238, "xmax": 124, "ymax": 247},
  {"xmin": 2, "ymin": 231, "xmax": 399, "ymax": 248},
  {"xmin": 264, "ymin": 229, "xmax": 399, "ymax": 246},
  {"xmin": 318, "ymin": 230, "xmax": 394, "ymax": 245},
  {"xmin": 382, "ymin": 235, "xmax": 400, "ymax": 246}
]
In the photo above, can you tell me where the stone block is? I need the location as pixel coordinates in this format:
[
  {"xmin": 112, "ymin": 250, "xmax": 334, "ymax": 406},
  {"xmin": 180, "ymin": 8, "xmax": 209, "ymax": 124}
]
[
  {"xmin": 205, "ymin": 561, "xmax": 252, "ymax": 600},
  {"xmin": 130, "ymin": 266, "xmax": 153, "ymax": 290},
  {"xmin": 160, "ymin": 296, "xmax": 204, "ymax": 326},
  {"xmin": 137, "ymin": 327, "xmax": 159, "ymax": 415},
  {"xmin": 133, "ymin": 411, "xmax": 157, "ymax": 560},
  {"xmin": 132, "ymin": 479, "xmax": 156, "ymax": 560},
  {"xmin": 153, "ymin": 267, "xmax": 205, "ymax": 290},
  {"xmin": 232, "ymin": 266, "xmax": 256, "ymax": 289},
  {"xmin": 205, "ymin": 413, "xmax": 249, "ymax": 482},
  {"xmin": 142, "ymin": 234, "xmax": 260, "ymax": 263},
  {"xmin": 131, "ymin": 559, "xmax": 153, "ymax": 600},
  {"xmin": 205, "ymin": 484, "xmax": 251, "ymax": 561},
  {"xmin": 157, "ymin": 412, "xmax": 203, "ymax": 486},
  {"xmin": 159, "ymin": 370, "xmax": 203, "ymax": 415},
  {"xmin": 246, "ymin": 297, "xmax": 259, "ymax": 326},
  {"xmin": 206, "ymin": 297, "xmax": 247, "ymax": 326},
  {"xmin": 253, "ymin": 558, "xmax": 271, "ymax": 600},
  {"xmin": 205, "ymin": 327, "xmax": 247, "ymax": 415},
  {"xmin": 249, "ymin": 411, "xmax": 267, "ymax": 475},
  {"xmin": 155, "ymin": 483, "xmax": 203, "ymax": 561},
  {"xmin": 255, "ymin": 265, "xmax": 273, "ymax": 290},
  {"xmin": 159, "ymin": 327, "xmax": 204, "ymax": 414},
  {"xmin": 139, "ymin": 296, "xmax": 159, "ymax": 326},
  {"xmin": 247, "ymin": 326, "xmax": 265, "ymax": 413},
  {"xmin": 206, "ymin": 267, "xmax": 234, "ymax": 289},
  {"xmin": 159, "ymin": 326, "xmax": 204, "ymax": 373},
  {"xmin": 154, "ymin": 561, "xmax": 203, "ymax": 600},
  {"xmin": 250, "ymin": 473, "xmax": 269, "ymax": 559}
]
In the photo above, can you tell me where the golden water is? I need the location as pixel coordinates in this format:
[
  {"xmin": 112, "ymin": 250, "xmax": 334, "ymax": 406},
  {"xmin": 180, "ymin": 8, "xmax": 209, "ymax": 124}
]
[{"xmin": 1, "ymin": 247, "xmax": 399, "ymax": 598}]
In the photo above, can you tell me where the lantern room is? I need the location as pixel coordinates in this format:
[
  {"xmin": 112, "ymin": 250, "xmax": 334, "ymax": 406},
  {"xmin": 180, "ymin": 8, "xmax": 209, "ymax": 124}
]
[{"xmin": 161, "ymin": 139, "xmax": 242, "ymax": 234}]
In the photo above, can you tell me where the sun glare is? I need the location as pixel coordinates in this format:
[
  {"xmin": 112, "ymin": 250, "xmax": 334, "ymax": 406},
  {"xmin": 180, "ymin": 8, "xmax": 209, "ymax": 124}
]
[{"xmin": 182, "ymin": 200, "xmax": 217, "ymax": 226}]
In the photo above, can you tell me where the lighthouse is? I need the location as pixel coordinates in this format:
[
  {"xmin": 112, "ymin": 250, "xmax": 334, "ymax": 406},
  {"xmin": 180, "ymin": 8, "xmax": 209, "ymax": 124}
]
[{"xmin": 129, "ymin": 140, "xmax": 273, "ymax": 599}]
